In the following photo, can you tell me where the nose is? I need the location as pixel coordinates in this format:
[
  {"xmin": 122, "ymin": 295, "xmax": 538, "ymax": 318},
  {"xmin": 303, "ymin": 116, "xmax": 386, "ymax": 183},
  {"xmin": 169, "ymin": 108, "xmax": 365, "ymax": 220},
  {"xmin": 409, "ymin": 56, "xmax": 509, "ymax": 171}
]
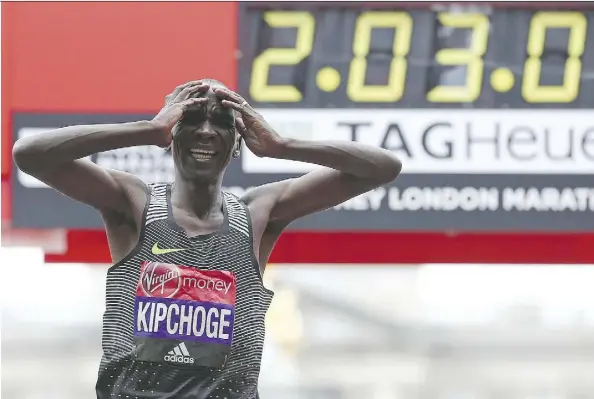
[{"xmin": 194, "ymin": 121, "xmax": 217, "ymax": 142}]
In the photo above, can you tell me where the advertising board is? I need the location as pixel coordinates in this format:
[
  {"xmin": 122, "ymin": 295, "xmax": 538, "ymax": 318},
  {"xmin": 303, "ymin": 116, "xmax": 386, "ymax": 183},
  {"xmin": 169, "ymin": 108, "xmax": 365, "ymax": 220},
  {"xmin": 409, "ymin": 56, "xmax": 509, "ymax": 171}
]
[
  {"xmin": 11, "ymin": 111, "xmax": 594, "ymax": 231},
  {"xmin": 3, "ymin": 2, "xmax": 594, "ymax": 263}
]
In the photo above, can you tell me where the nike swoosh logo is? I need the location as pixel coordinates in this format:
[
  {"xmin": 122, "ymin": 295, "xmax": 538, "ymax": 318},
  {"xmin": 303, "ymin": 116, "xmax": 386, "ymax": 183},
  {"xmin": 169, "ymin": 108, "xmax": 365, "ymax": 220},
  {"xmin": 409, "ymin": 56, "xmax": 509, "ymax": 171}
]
[{"xmin": 151, "ymin": 242, "xmax": 187, "ymax": 255}]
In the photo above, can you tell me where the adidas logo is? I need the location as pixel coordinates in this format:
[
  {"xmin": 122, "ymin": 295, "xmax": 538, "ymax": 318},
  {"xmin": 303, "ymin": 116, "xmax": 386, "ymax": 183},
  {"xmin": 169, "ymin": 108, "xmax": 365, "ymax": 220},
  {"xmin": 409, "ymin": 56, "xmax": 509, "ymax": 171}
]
[{"xmin": 164, "ymin": 342, "xmax": 195, "ymax": 364}]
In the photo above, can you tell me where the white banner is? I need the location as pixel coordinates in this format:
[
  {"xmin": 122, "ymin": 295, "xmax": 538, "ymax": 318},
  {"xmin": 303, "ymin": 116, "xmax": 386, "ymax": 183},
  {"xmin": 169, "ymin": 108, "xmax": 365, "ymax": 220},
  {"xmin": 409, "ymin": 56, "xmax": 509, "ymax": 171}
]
[{"xmin": 246, "ymin": 109, "xmax": 594, "ymax": 175}]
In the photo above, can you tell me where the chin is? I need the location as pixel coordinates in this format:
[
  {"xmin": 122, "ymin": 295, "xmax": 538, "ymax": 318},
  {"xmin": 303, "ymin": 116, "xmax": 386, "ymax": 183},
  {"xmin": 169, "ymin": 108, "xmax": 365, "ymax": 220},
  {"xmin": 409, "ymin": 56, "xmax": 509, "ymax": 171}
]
[
  {"xmin": 181, "ymin": 164, "xmax": 225, "ymax": 182},
  {"xmin": 174, "ymin": 153, "xmax": 230, "ymax": 181}
]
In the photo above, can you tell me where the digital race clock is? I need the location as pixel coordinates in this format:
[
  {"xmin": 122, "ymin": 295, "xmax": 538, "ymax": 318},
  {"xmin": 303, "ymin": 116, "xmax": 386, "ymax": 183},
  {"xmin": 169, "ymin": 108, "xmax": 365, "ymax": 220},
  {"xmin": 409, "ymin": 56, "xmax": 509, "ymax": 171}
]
[{"xmin": 238, "ymin": 3, "xmax": 594, "ymax": 108}]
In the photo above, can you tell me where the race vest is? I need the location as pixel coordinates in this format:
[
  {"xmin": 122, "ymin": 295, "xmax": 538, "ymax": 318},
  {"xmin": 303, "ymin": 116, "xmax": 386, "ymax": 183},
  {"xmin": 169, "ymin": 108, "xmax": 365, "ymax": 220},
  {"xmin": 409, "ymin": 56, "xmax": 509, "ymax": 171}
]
[{"xmin": 133, "ymin": 261, "xmax": 237, "ymax": 368}]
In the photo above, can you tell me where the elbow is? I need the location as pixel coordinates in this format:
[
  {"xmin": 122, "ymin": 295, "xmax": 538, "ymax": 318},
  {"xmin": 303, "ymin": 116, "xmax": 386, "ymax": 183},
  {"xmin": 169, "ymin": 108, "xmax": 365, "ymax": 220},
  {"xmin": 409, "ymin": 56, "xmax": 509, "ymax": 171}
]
[
  {"xmin": 12, "ymin": 138, "xmax": 41, "ymax": 173},
  {"xmin": 376, "ymin": 156, "xmax": 402, "ymax": 184}
]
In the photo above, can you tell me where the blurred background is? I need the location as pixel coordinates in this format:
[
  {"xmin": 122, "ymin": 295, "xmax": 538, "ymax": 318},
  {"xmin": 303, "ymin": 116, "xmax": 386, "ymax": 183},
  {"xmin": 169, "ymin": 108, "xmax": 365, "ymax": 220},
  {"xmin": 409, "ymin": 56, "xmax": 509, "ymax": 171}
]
[
  {"xmin": 2, "ymin": 248, "xmax": 594, "ymax": 399},
  {"xmin": 2, "ymin": 2, "xmax": 594, "ymax": 399}
]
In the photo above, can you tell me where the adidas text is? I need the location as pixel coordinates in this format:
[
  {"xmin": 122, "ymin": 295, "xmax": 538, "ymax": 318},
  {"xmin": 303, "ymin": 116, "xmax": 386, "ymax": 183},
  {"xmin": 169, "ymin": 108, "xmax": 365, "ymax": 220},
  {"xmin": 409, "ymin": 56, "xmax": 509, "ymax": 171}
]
[{"xmin": 164, "ymin": 354, "xmax": 195, "ymax": 364}]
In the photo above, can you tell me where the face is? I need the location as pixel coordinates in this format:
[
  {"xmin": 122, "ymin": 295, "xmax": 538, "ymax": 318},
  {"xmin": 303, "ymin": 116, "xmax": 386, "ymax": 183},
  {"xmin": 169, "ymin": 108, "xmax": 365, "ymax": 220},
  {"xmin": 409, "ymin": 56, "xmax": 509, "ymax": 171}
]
[{"xmin": 171, "ymin": 85, "xmax": 239, "ymax": 181}]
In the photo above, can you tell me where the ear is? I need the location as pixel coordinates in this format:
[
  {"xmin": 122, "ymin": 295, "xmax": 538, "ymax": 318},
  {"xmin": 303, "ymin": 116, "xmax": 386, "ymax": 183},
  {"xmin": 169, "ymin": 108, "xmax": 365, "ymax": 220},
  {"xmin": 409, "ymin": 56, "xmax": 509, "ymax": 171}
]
[{"xmin": 232, "ymin": 135, "xmax": 242, "ymax": 158}]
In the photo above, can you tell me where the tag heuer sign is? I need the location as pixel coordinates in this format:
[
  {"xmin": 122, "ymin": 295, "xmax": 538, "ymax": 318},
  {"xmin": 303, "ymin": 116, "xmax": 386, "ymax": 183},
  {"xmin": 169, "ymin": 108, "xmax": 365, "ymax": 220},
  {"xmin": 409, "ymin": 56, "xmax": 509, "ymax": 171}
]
[{"xmin": 11, "ymin": 111, "xmax": 594, "ymax": 232}]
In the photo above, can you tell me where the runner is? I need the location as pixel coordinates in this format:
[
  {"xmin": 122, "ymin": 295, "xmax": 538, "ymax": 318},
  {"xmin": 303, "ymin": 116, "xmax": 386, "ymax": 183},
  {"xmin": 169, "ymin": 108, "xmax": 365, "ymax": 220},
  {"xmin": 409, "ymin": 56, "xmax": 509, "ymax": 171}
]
[{"xmin": 12, "ymin": 79, "xmax": 402, "ymax": 398}]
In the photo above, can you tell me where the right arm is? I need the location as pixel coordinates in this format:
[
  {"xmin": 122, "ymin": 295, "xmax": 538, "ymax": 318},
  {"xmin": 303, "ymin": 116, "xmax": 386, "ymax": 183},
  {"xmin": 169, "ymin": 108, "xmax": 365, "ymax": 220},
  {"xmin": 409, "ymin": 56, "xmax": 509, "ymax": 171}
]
[
  {"xmin": 13, "ymin": 121, "xmax": 168, "ymax": 263},
  {"xmin": 12, "ymin": 121, "xmax": 163, "ymax": 213},
  {"xmin": 12, "ymin": 81, "xmax": 208, "ymax": 261},
  {"xmin": 12, "ymin": 81, "xmax": 208, "ymax": 215}
]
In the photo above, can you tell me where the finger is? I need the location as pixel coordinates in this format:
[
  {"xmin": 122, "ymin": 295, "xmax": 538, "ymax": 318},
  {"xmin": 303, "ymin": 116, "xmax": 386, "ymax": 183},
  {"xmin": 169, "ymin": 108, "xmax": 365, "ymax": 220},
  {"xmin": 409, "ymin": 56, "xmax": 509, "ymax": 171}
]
[
  {"xmin": 177, "ymin": 80, "xmax": 203, "ymax": 90},
  {"xmin": 168, "ymin": 84, "xmax": 185, "ymax": 99},
  {"xmin": 221, "ymin": 99, "xmax": 246, "ymax": 113},
  {"xmin": 191, "ymin": 83, "xmax": 210, "ymax": 95},
  {"xmin": 169, "ymin": 80, "xmax": 199, "ymax": 99},
  {"xmin": 180, "ymin": 97, "xmax": 207, "ymax": 108},
  {"xmin": 179, "ymin": 83, "xmax": 203, "ymax": 96},
  {"xmin": 182, "ymin": 83, "xmax": 210, "ymax": 101},
  {"xmin": 218, "ymin": 89, "xmax": 245, "ymax": 104},
  {"xmin": 173, "ymin": 84, "xmax": 199, "ymax": 102},
  {"xmin": 235, "ymin": 117, "xmax": 247, "ymax": 137},
  {"xmin": 174, "ymin": 83, "xmax": 207, "ymax": 102},
  {"xmin": 214, "ymin": 88, "xmax": 245, "ymax": 104}
]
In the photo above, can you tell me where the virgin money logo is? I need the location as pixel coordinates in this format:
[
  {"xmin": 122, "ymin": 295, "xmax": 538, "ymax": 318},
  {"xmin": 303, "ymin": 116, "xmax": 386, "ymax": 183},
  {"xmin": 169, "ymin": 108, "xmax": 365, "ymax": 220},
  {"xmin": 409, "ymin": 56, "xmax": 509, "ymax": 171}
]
[{"xmin": 140, "ymin": 262, "xmax": 181, "ymax": 298}]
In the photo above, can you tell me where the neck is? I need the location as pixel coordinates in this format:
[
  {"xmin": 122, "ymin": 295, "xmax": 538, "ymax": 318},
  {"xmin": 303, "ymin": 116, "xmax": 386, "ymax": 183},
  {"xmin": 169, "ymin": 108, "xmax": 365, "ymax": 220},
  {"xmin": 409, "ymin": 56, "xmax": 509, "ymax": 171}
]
[{"xmin": 171, "ymin": 175, "xmax": 223, "ymax": 218}]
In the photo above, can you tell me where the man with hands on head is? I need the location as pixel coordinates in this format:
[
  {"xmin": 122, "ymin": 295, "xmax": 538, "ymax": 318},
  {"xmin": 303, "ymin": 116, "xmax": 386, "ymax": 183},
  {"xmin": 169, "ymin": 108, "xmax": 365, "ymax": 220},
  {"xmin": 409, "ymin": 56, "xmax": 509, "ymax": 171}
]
[{"xmin": 13, "ymin": 79, "xmax": 402, "ymax": 399}]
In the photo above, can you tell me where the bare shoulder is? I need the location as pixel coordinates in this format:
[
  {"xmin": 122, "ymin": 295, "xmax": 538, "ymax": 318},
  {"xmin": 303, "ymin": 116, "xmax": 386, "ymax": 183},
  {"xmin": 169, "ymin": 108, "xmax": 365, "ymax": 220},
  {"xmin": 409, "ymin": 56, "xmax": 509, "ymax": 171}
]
[
  {"xmin": 102, "ymin": 169, "xmax": 150, "ymax": 222},
  {"xmin": 100, "ymin": 170, "xmax": 151, "ymax": 263},
  {"xmin": 240, "ymin": 179, "xmax": 292, "ymax": 229},
  {"xmin": 109, "ymin": 169, "xmax": 150, "ymax": 208},
  {"xmin": 238, "ymin": 180, "xmax": 293, "ymax": 267}
]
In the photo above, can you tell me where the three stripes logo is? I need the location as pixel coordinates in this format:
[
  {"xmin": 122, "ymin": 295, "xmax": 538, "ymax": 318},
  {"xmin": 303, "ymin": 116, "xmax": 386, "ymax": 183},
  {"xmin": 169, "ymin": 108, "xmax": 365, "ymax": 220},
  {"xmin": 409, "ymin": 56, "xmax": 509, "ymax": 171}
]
[{"xmin": 164, "ymin": 342, "xmax": 195, "ymax": 364}]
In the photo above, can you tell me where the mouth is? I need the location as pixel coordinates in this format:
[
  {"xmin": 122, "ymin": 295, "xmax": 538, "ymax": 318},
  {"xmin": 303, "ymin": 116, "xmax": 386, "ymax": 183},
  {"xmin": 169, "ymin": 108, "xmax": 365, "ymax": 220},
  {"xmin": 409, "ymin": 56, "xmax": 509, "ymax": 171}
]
[{"xmin": 189, "ymin": 148, "xmax": 218, "ymax": 162}]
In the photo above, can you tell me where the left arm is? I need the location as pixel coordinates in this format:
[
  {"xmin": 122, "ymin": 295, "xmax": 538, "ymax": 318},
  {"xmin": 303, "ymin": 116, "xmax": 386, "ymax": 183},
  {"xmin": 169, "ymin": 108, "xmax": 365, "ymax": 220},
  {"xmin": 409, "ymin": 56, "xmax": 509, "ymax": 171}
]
[
  {"xmin": 215, "ymin": 87, "xmax": 402, "ymax": 225},
  {"xmin": 257, "ymin": 138, "xmax": 401, "ymax": 224}
]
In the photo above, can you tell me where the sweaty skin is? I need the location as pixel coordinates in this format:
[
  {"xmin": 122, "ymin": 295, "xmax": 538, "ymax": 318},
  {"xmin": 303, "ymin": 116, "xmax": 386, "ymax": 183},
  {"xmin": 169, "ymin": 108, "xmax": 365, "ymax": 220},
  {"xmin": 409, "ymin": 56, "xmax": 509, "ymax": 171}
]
[{"xmin": 13, "ymin": 80, "xmax": 402, "ymax": 271}]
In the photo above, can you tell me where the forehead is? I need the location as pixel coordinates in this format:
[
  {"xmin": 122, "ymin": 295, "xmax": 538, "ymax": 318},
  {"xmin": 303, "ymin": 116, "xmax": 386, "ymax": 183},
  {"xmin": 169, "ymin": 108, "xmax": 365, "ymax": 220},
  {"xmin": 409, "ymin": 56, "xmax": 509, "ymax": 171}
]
[
  {"xmin": 193, "ymin": 86, "xmax": 233, "ymax": 114},
  {"xmin": 190, "ymin": 84, "xmax": 225, "ymax": 101}
]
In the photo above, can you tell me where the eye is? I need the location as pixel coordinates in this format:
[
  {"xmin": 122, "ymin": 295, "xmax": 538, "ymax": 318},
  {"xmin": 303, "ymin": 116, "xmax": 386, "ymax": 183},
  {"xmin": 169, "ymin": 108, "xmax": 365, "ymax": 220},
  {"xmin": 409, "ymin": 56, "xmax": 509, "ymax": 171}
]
[
  {"xmin": 181, "ymin": 110, "xmax": 205, "ymax": 124},
  {"xmin": 211, "ymin": 113, "xmax": 234, "ymax": 129}
]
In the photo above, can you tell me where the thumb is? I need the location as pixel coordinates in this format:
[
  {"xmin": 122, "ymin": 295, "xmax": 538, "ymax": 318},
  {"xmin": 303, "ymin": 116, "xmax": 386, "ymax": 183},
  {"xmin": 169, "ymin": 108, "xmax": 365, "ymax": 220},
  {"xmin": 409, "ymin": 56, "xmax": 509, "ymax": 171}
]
[{"xmin": 235, "ymin": 117, "xmax": 247, "ymax": 137}]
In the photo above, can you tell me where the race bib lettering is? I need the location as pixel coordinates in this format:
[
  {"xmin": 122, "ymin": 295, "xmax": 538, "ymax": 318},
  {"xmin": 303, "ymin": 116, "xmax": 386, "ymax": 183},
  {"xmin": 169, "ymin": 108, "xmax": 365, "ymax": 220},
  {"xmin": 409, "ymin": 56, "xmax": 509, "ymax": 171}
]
[{"xmin": 133, "ymin": 262, "xmax": 236, "ymax": 367}]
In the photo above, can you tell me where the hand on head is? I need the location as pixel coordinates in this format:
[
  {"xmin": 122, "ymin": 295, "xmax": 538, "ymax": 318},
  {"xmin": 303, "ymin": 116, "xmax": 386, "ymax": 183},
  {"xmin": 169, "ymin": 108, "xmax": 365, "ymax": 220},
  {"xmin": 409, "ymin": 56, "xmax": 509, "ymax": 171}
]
[
  {"xmin": 152, "ymin": 81, "xmax": 210, "ymax": 148},
  {"xmin": 154, "ymin": 79, "xmax": 285, "ymax": 159},
  {"xmin": 214, "ymin": 87, "xmax": 285, "ymax": 158}
]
